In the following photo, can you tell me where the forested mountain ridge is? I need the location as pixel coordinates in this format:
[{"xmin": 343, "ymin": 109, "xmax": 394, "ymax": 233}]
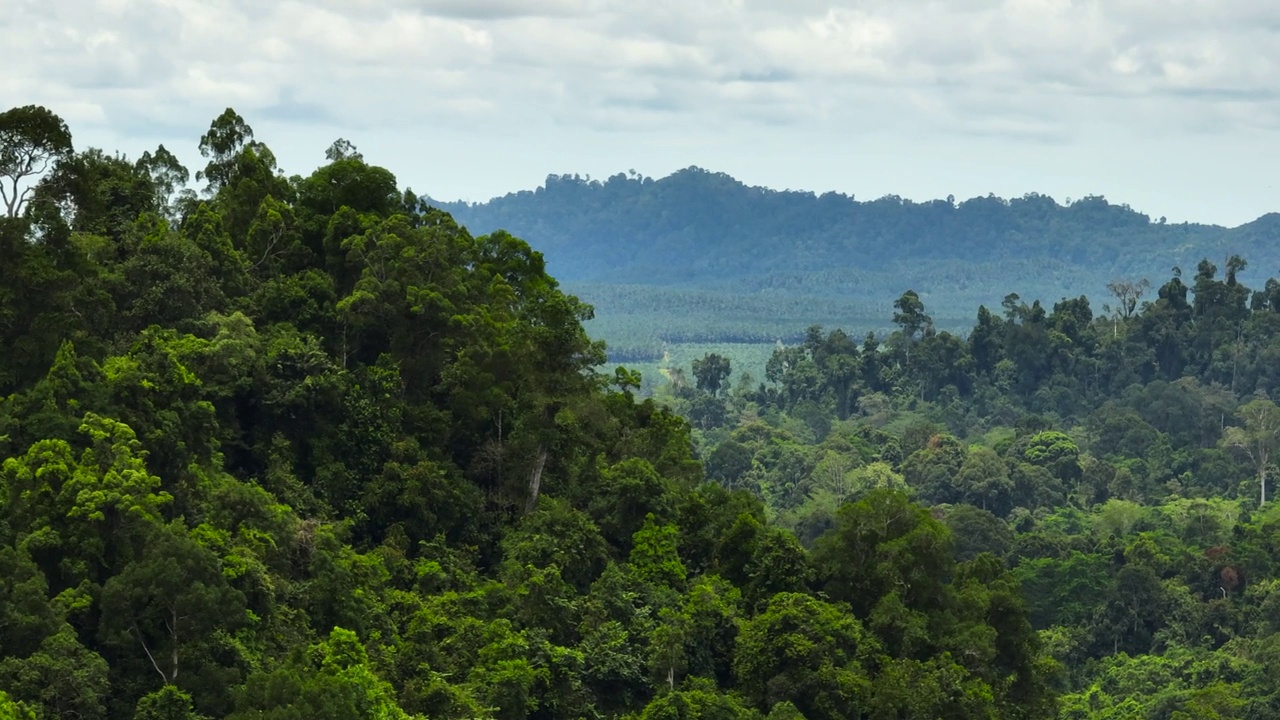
[
  {"xmin": 0, "ymin": 105, "xmax": 1057, "ymax": 720},
  {"xmin": 432, "ymin": 170, "xmax": 1280, "ymax": 357},
  {"xmin": 433, "ymin": 168, "xmax": 1277, "ymax": 289}
]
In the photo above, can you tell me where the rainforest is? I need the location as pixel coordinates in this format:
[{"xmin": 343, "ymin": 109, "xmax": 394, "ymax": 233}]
[{"xmin": 2, "ymin": 104, "xmax": 1279, "ymax": 720}]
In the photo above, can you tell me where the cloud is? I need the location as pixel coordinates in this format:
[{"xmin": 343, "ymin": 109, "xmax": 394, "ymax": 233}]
[
  {"xmin": 10, "ymin": 0, "xmax": 1280, "ymax": 133},
  {"xmin": 413, "ymin": 0, "xmax": 590, "ymax": 20},
  {"xmin": 4, "ymin": 0, "xmax": 1280, "ymax": 224}
]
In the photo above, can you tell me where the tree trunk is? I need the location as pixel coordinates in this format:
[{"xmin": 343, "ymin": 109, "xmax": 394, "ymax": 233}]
[
  {"xmin": 170, "ymin": 606, "xmax": 179, "ymax": 680},
  {"xmin": 524, "ymin": 445, "xmax": 548, "ymax": 515}
]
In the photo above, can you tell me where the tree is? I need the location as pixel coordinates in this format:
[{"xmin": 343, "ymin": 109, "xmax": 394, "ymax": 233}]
[
  {"xmin": 589, "ymin": 458, "xmax": 675, "ymax": 550},
  {"xmin": 132, "ymin": 685, "xmax": 202, "ymax": 720},
  {"xmin": 955, "ymin": 445, "xmax": 1013, "ymax": 513},
  {"xmin": 732, "ymin": 592, "xmax": 874, "ymax": 720},
  {"xmin": 1105, "ymin": 278, "xmax": 1150, "ymax": 320},
  {"xmin": 99, "ymin": 522, "xmax": 247, "ymax": 698},
  {"xmin": 324, "ymin": 138, "xmax": 363, "ymax": 163},
  {"xmin": 944, "ymin": 505, "xmax": 1013, "ymax": 561},
  {"xmin": 901, "ymin": 434, "xmax": 966, "ymax": 505},
  {"xmin": 28, "ymin": 148, "xmax": 158, "ymax": 239},
  {"xmin": 678, "ymin": 577, "xmax": 742, "ymax": 687},
  {"xmin": 630, "ymin": 514, "xmax": 687, "ymax": 590},
  {"xmin": 1222, "ymin": 397, "xmax": 1280, "ymax": 506},
  {"xmin": 741, "ymin": 528, "xmax": 812, "ymax": 606},
  {"xmin": 686, "ymin": 391, "xmax": 729, "ymax": 431},
  {"xmin": 692, "ymin": 353, "xmax": 731, "ymax": 397},
  {"xmin": 812, "ymin": 489, "xmax": 953, "ymax": 618},
  {"xmin": 0, "ymin": 106, "xmax": 72, "ymax": 218},
  {"xmin": 1225, "ymin": 254, "xmax": 1248, "ymax": 285},
  {"xmin": 0, "ymin": 545, "xmax": 60, "ymax": 661},
  {"xmin": 502, "ymin": 497, "xmax": 609, "ymax": 592},
  {"xmin": 705, "ymin": 440, "xmax": 753, "ymax": 486},
  {"xmin": 135, "ymin": 145, "xmax": 192, "ymax": 221},
  {"xmin": 0, "ymin": 624, "xmax": 109, "ymax": 720},
  {"xmin": 637, "ymin": 683, "xmax": 759, "ymax": 720},
  {"xmin": 1019, "ymin": 431, "xmax": 1082, "ymax": 484},
  {"xmin": 229, "ymin": 628, "xmax": 418, "ymax": 720},
  {"xmin": 970, "ymin": 305, "xmax": 1004, "ymax": 376},
  {"xmin": 195, "ymin": 109, "xmax": 254, "ymax": 193},
  {"xmin": 0, "ymin": 691, "xmax": 34, "ymax": 720},
  {"xmin": 113, "ymin": 215, "xmax": 232, "ymax": 334},
  {"xmin": 865, "ymin": 656, "xmax": 995, "ymax": 720},
  {"xmin": 892, "ymin": 290, "xmax": 931, "ymax": 340}
]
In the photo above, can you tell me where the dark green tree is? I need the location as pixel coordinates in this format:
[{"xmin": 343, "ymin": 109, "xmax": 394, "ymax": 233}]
[{"xmin": 692, "ymin": 353, "xmax": 732, "ymax": 397}]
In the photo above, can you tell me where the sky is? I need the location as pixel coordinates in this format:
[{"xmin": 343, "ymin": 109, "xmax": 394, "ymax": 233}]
[{"xmin": 5, "ymin": 0, "xmax": 1280, "ymax": 227}]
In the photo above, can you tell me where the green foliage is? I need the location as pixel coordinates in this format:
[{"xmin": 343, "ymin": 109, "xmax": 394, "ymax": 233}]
[
  {"xmin": 502, "ymin": 497, "xmax": 609, "ymax": 592},
  {"xmin": 133, "ymin": 686, "xmax": 203, "ymax": 720},
  {"xmin": 813, "ymin": 489, "xmax": 953, "ymax": 618},
  {"xmin": 589, "ymin": 458, "xmax": 675, "ymax": 550},
  {"xmin": 638, "ymin": 683, "xmax": 760, "ymax": 720},
  {"xmin": 733, "ymin": 593, "xmax": 875, "ymax": 720},
  {"xmin": 26, "ymin": 105, "xmax": 1280, "ymax": 720},
  {"xmin": 674, "ymin": 252, "xmax": 1280, "ymax": 718},
  {"xmin": 1220, "ymin": 397, "xmax": 1280, "ymax": 505},
  {"xmin": 630, "ymin": 515, "xmax": 687, "ymax": 590},
  {"xmin": 944, "ymin": 505, "xmax": 1014, "ymax": 561},
  {"xmin": 0, "ymin": 691, "xmax": 34, "ymax": 720},
  {"xmin": 692, "ymin": 354, "xmax": 731, "ymax": 397},
  {"xmin": 0, "ymin": 105, "xmax": 73, "ymax": 218},
  {"xmin": 230, "ymin": 627, "xmax": 418, "ymax": 720},
  {"xmin": 0, "ymin": 623, "xmax": 109, "ymax": 719}
]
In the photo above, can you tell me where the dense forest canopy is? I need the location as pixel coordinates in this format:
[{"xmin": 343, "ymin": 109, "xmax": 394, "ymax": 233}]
[
  {"xmin": 2, "ymin": 103, "xmax": 1280, "ymax": 720},
  {"xmin": 657, "ymin": 253, "xmax": 1280, "ymax": 719}
]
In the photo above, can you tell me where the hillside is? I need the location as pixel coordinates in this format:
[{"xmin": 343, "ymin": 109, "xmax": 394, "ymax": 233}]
[
  {"xmin": 0, "ymin": 104, "xmax": 1066, "ymax": 720},
  {"xmin": 12, "ymin": 103, "xmax": 1280, "ymax": 720},
  {"xmin": 431, "ymin": 169, "xmax": 1280, "ymax": 358}
]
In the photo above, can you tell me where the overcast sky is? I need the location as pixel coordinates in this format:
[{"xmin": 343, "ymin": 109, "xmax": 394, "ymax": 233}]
[{"xmin": 5, "ymin": 0, "xmax": 1280, "ymax": 226}]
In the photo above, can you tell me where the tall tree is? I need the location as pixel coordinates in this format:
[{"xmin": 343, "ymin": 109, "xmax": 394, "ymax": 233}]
[
  {"xmin": 892, "ymin": 290, "xmax": 931, "ymax": 341},
  {"xmin": 1105, "ymin": 278, "xmax": 1150, "ymax": 320},
  {"xmin": 0, "ymin": 106, "xmax": 72, "ymax": 218},
  {"xmin": 195, "ymin": 109, "xmax": 254, "ymax": 194},
  {"xmin": 691, "ymin": 353, "xmax": 731, "ymax": 397},
  {"xmin": 1222, "ymin": 397, "xmax": 1280, "ymax": 506},
  {"xmin": 135, "ymin": 145, "xmax": 191, "ymax": 221}
]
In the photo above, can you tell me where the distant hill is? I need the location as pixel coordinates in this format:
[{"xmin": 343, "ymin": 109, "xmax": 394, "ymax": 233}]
[{"xmin": 428, "ymin": 168, "xmax": 1280, "ymax": 357}]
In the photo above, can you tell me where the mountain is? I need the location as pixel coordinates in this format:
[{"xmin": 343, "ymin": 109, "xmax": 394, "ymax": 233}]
[{"xmin": 429, "ymin": 168, "xmax": 1280, "ymax": 357}]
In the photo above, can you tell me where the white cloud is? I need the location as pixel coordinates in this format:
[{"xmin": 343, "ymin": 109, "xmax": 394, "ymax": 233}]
[
  {"xmin": 414, "ymin": 0, "xmax": 592, "ymax": 20},
  {"xmin": 3, "ymin": 0, "xmax": 1280, "ymax": 224}
]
